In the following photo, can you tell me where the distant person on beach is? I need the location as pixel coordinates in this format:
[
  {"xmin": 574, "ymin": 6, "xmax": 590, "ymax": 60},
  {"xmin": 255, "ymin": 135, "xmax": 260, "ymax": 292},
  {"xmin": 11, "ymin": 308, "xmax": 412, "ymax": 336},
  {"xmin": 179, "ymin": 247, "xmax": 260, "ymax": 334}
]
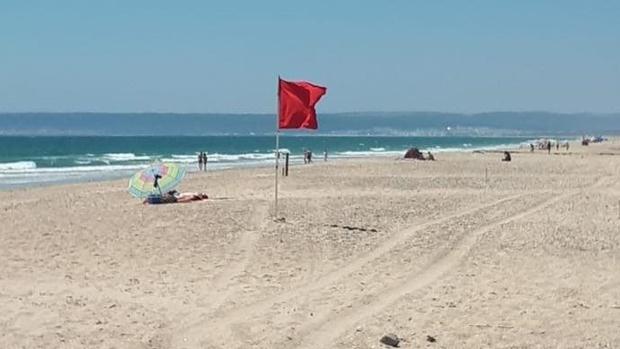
[
  {"xmin": 307, "ymin": 150, "xmax": 313, "ymax": 163},
  {"xmin": 502, "ymin": 151, "xmax": 511, "ymax": 162},
  {"xmin": 547, "ymin": 142, "xmax": 552, "ymax": 154},
  {"xmin": 303, "ymin": 149, "xmax": 308, "ymax": 164},
  {"xmin": 530, "ymin": 144, "xmax": 534, "ymax": 152},
  {"xmin": 198, "ymin": 152, "xmax": 203, "ymax": 171},
  {"xmin": 556, "ymin": 142, "xmax": 559, "ymax": 151},
  {"xmin": 202, "ymin": 152, "xmax": 208, "ymax": 172},
  {"xmin": 427, "ymin": 151, "xmax": 435, "ymax": 161},
  {"xmin": 324, "ymin": 150, "xmax": 328, "ymax": 162}
]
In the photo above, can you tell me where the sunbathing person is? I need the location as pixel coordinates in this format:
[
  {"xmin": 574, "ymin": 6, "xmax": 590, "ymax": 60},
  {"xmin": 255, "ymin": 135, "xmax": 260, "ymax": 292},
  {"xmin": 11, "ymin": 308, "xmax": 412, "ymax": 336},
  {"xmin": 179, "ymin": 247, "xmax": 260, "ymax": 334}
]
[
  {"xmin": 144, "ymin": 191, "xmax": 208, "ymax": 204},
  {"xmin": 175, "ymin": 192, "xmax": 208, "ymax": 203}
]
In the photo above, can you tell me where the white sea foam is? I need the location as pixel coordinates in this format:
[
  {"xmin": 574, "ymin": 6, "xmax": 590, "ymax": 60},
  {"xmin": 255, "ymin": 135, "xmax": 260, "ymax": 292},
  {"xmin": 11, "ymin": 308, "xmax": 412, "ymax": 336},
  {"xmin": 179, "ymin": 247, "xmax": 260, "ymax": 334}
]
[
  {"xmin": 0, "ymin": 161, "xmax": 37, "ymax": 171},
  {"xmin": 162, "ymin": 152, "xmax": 278, "ymax": 164},
  {"xmin": 239, "ymin": 153, "xmax": 276, "ymax": 160},
  {"xmin": 196, "ymin": 153, "xmax": 275, "ymax": 162},
  {"xmin": 209, "ymin": 153, "xmax": 241, "ymax": 162},
  {"xmin": 165, "ymin": 155, "xmax": 197, "ymax": 163},
  {"xmin": 0, "ymin": 164, "xmax": 149, "ymax": 190},
  {"xmin": 335, "ymin": 150, "xmax": 403, "ymax": 157},
  {"xmin": 0, "ymin": 164, "xmax": 146, "ymax": 175},
  {"xmin": 171, "ymin": 154, "xmax": 197, "ymax": 159},
  {"xmin": 370, "ymin": 147, "xmax": 386, "ymax": 152},
  {"xmin": 103, "ymin": 153, "xmax": 151, "ymax": 161}
]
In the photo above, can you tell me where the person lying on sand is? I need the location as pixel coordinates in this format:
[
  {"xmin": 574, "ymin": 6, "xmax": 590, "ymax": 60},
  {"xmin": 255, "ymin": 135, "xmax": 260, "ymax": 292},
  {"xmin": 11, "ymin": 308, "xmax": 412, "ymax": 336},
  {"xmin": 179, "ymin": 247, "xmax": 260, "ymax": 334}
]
[
  {"xmin": 144, "ymin": 191, "xmax": 208, "ymax": 204},
  {"xmin": 175, "ymin": 192, "xmax": 208, "ymax": 203}
]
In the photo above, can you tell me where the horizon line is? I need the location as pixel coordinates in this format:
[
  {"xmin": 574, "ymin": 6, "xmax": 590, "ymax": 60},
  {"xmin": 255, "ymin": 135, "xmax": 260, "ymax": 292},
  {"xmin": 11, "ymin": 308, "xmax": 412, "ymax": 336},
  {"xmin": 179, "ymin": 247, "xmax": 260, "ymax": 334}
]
[{"xmin": 1, "ymin": 110, "xmax": 619, "ymax": 116}]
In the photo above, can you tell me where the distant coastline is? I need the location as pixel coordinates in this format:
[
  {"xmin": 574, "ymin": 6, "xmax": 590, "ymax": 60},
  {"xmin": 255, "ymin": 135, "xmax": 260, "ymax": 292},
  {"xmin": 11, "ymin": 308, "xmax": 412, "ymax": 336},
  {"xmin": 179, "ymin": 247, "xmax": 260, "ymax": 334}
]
[{"xmin": 1, "ymin": 111, "xmax": 618, "ymax": 137}]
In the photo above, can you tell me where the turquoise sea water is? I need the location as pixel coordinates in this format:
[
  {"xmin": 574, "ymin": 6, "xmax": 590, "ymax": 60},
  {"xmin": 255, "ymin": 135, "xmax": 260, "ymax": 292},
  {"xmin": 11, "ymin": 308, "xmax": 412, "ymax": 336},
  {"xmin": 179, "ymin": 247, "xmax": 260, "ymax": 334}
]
[{"xmin": 0, "ymin": 135, "xmax": 529, "ymax": 189}]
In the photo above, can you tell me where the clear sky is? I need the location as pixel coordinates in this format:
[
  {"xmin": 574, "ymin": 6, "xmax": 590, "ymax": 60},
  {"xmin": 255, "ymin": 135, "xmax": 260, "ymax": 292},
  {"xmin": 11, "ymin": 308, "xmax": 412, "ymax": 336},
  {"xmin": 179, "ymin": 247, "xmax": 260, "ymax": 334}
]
[{"xmin": 0, "ymin": 0, "xmax": 618, "ymax": 113}]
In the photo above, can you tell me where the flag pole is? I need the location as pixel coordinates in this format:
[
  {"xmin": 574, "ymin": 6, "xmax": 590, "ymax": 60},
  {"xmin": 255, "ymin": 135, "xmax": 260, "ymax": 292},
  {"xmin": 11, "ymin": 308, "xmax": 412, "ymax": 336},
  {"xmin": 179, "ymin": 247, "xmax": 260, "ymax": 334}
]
[{"xmin": 274, "ymin": 77, "xmax": 280, "ymax": 219}]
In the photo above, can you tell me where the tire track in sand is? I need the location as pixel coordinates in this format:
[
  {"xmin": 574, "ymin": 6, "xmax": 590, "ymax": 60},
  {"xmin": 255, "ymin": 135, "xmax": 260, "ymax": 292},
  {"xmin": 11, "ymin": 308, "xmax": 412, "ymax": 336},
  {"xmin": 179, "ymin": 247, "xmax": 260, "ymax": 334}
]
[
  {"xmin": 205, "ymin": 201, "xmax": 269, "ymax": 310},
  {"xmin": 174, "ymin": 192, "xmax": 530, "ymax": 346},
  {"xmin": 171, "ymin": 200, "xmax": 269, "ymax": 349},
  {"xmin": 293, "ymin": 176, "xmax": 612, "ymax": 349}
]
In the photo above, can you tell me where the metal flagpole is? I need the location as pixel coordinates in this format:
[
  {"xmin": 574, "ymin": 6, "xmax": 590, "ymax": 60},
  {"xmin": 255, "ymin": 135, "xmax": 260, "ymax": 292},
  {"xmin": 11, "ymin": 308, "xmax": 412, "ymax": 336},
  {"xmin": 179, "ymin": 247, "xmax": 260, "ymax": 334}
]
[
  {"xmin": 274, "ymin": 77, "xmax": 280, "ymax": 219},
  {"xmin": 275, "ymin": 131, "xmax": 280, "ymax": 218}
]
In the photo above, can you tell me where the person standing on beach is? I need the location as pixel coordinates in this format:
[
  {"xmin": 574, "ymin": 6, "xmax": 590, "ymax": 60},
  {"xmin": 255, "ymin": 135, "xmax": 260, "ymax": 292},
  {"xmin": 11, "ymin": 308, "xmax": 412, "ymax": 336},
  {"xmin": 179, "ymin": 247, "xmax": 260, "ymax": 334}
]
[
  {"xmin": 324, "ymin": 149, "xmax": 328, "ymax": 161},
  {"xmin": 547, "ymin": 141, "xmax": 552, "ymax": 154},
  {"xmin": 202, "ymin": 152, "xmax": 208, "ymax": 172},
  {"xmin": 198, "ymin": 152, "xmax": 203, "ymax": 171},
  {"xmin": 303, "ymin": 149, "xmax": 308, "ymax": 164}
]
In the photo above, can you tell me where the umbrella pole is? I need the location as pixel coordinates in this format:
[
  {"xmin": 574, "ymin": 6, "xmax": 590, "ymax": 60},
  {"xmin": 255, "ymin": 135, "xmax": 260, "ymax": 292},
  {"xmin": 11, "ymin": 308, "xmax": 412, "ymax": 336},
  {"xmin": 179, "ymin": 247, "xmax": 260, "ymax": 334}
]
[{"xmin": 154, "ymin": 175, "xmax": 163, "ymax": 196}]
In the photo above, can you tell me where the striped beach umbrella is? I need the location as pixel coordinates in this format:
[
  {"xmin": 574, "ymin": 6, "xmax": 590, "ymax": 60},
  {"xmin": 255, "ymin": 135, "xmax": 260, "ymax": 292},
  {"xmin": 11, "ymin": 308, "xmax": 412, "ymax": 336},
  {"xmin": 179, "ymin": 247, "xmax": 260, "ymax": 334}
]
[{"xmin": 128, "ymin": 162, "xmax": 186, "ymax": 198}]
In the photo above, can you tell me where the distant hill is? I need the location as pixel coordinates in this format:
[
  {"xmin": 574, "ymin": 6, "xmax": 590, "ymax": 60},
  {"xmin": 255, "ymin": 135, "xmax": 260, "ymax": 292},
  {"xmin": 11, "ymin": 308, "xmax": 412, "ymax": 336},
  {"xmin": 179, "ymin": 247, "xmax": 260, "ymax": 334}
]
[{"xmin": 0, "ymin": 112, "xmax": 618, "ymax": 136}]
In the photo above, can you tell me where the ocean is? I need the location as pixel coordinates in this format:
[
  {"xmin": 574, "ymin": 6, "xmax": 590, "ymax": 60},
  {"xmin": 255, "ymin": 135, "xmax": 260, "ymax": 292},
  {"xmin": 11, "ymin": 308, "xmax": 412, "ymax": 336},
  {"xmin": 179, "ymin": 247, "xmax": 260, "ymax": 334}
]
[{"xmin": 0, "ymin": 135, "xmax": 530, "ymax": 190}]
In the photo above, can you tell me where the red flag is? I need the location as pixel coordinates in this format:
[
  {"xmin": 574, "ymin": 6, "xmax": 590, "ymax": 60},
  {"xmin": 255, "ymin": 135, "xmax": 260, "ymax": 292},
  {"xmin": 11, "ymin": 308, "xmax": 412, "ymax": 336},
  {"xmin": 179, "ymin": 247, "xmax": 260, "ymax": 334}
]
[{"xmin": 278, "ymin": 78, "xmax": 327, "ymax": 129}]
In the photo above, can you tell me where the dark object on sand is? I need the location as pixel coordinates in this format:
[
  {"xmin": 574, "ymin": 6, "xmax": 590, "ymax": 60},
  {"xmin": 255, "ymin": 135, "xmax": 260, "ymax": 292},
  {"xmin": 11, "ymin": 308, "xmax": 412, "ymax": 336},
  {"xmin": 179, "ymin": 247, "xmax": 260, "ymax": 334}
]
[
  {"xmin": 404, "ymin": 148, "xmax": 425, "ymax": 160},
  {"xmin": 426, "ymin": 335, "xmax": 436, "ymax": 343},
  {"xmin": 282, "ymin": 152, "xmax": 290, "ymax": 176},
  {"xmin": 380, "ymin": 334, "xmax": 400, "ymax": 347},
  {"xmin": 502, "ymin": 151, "xmax": 511, "ymax": 162}
]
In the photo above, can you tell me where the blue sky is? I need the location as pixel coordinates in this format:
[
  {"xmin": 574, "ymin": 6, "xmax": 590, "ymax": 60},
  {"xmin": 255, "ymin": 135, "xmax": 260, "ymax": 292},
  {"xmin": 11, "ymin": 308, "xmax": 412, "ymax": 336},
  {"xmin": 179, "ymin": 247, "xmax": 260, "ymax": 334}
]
[{"xmin": 0, "ymin": 0, "xmax": 618, "ymax": 113}]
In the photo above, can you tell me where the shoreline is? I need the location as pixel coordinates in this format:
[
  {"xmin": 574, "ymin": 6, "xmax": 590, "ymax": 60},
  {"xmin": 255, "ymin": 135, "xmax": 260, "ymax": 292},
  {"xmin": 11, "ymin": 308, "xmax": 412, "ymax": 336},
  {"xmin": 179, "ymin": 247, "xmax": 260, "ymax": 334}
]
[
  {"xmin": 0, "ymin": 137, "xmax": 608, "ymax": 194},
  {"xmin": 0, "ymin": 138, "xmax": 542, "ymax": 192}
]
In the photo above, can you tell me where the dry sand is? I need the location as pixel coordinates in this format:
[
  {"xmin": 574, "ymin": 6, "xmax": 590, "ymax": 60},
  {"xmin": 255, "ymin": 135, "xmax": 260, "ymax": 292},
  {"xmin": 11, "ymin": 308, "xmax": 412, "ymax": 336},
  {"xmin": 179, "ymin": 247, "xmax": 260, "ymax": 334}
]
[{"xmin": 1, "ymin": 141, "xmax": 620, "ymax": 348}]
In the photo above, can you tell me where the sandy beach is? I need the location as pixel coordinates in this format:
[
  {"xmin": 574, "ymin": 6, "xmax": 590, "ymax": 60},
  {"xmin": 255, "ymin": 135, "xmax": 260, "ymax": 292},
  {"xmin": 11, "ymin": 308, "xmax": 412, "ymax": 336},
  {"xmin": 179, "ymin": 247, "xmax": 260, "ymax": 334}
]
[{"xmin": 1, "ymin": 141, "xmax": 619, "ymax": 348}]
